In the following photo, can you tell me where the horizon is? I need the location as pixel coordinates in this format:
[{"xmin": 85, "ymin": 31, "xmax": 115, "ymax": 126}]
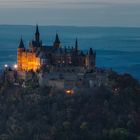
[{"xmin": 1, "ymin": 24, "xmax": 140, "ymax": 28}]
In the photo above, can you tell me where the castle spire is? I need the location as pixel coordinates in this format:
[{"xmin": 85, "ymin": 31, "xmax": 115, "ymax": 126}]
[
  {"xmin": 18, "ymin": 37, "xmax": 24, "ymax": 48},
  {"xmin": 89, "ymin": 48, "xmax": 94, "ymax": 55},
  {"xmin": 35, "ymin": 24, "xmax": 40, "ymax": 42},
  {"xmin": 75, "ymin": 38, "xmax": 78, "ymax": 51},
  {"xmin": 54, "ymin": 33, "xmax": 60, "ymax": 48},
  {"xmin": 36, "ymin": 24, "xmax": 39, "ymax": 34},
  {"xmin": 54, "ymin": 33, "xmax": 60, "ymax": 44}
]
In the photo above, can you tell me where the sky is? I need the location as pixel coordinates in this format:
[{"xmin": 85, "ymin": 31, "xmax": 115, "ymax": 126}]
[{"xmin": 0, "ymin": 0, "xmax": 140, "ymax": 26}]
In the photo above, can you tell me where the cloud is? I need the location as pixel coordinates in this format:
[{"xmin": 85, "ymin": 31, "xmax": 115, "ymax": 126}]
[
  {"xmin": 0, "ymin": 0, "xmax": 140, "ymax": 26},
  {"xmin": 0, "ymin": 3, "xmax": 140, "ymax": 27},
  {"xmin": 0, "ymin": 0, "xmax": 140, "ymax": 8}
]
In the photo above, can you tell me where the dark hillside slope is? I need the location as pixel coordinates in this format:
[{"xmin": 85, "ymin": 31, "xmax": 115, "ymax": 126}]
[{"xmin": 0, "ymin": 73, "xmax": 139, "ymax": 140}]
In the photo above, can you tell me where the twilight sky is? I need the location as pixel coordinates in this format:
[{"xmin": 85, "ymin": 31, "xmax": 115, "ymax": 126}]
[{"xmin": 0, "ymin": 0, "xmax": 140, "ymax": 26}]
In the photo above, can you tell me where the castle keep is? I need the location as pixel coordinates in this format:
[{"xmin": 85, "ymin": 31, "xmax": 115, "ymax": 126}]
[{"xmin": 17, "ymin": 25, "xmax": 96, "ymax": 72}]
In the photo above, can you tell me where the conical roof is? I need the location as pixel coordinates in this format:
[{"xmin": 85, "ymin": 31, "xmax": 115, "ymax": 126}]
[
  {"xmin": 75, "ymin": 38, "xmax": 78, "ymax": 50},
  {"xmin": 89, "ymin": 48, "xmax": 94, "ymax": 55},
  {"xmin": 54, "ymin": 33, "xmax": 60, "ymax": 44},
  {"xmin": 35, "ymin": 24, "xmax": 40, "ymax": 35},
  {"xmin": 18, "ymin": 38, "xmax": 25, "ymax": 48}
]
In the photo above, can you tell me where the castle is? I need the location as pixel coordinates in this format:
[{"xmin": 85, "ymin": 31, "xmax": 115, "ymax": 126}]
[
  {"xmin": 17, "ymin": 25, "xmax": 96, "ymax": 72},
  {"xmin": 2, "ymin": 25, "xmax": 110, "ymax": 91}
]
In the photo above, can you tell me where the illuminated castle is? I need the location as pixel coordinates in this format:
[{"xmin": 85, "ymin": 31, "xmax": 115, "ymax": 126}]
[{"xmin": 17, "ymin": 25, "xmax": 96, "ymax": 72}]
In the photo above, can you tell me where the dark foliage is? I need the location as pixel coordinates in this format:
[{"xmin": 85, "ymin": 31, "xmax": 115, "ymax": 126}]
[{"xmin": 0, "ymin": 73, "xmax": 139, "ymax": 140}]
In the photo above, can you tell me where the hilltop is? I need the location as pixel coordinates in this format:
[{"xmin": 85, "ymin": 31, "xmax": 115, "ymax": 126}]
[{"xmin": 0, "ymin": 71, "xmax": 139, "ymax": 140}]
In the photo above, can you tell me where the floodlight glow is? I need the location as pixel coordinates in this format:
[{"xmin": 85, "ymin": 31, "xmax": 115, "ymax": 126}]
[
  {"xmin": 4, "ymin": 64, "xmax": 8, "ymax": 68},
  {"xmin": 14, "ymin": 64, "xmax": 18, "ymax": 69}
]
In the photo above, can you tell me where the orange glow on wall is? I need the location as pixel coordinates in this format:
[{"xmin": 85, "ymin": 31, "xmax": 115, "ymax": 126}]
[{"xmin": 17, "ymin": 48, "xmax": 41, "ymax": 71}]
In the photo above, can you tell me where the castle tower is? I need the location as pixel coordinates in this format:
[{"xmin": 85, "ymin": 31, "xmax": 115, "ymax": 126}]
[
  {"xmin": 53, "ymin": 33, "xmax": 60, "ymax": 49},
  {"xmin": 86, "ymin": 48, "xmax": 96, "ymax": 70},
  {"xmin": 17, "ymin": 38, "xmax": 25, "ymax": 71},
  {"xmin": 35, "ymin": 24, "xmax": 40, "ymax": 42},
  {"xmin": 75, "ymin": 38, "xmax": 78, "ymax": 54},
  {"xmin": 72, "ymin": 38, "xmax": 79, "ymax": 66}
]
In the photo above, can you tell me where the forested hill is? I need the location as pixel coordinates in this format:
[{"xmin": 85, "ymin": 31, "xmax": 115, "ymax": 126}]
[{"xmin": 0, "ymin": 72, "xmax": 140, "ymax": 140}]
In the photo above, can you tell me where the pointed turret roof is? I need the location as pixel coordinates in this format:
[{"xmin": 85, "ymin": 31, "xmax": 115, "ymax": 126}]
[
  {"xmin": 54, "ymin": 33, "xmax": 60, "ymax": 44},
  {"xmin": 18, "ymin": 38, "xmax": 25, "ymax": 48},
  {"xmin": 35, "ymin": 24, "xmax": 40, "ymax": 35},
  {"xmin": 35, "ymin": 24, "xmax": 40, "ymax": 42},
  {"xmin": 89, "ymin": 48, "xmax": 94, "ymax": 55},
  {"xmin": 75, "ymin": 38, "xmax": 78, "ymax": 50}
]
